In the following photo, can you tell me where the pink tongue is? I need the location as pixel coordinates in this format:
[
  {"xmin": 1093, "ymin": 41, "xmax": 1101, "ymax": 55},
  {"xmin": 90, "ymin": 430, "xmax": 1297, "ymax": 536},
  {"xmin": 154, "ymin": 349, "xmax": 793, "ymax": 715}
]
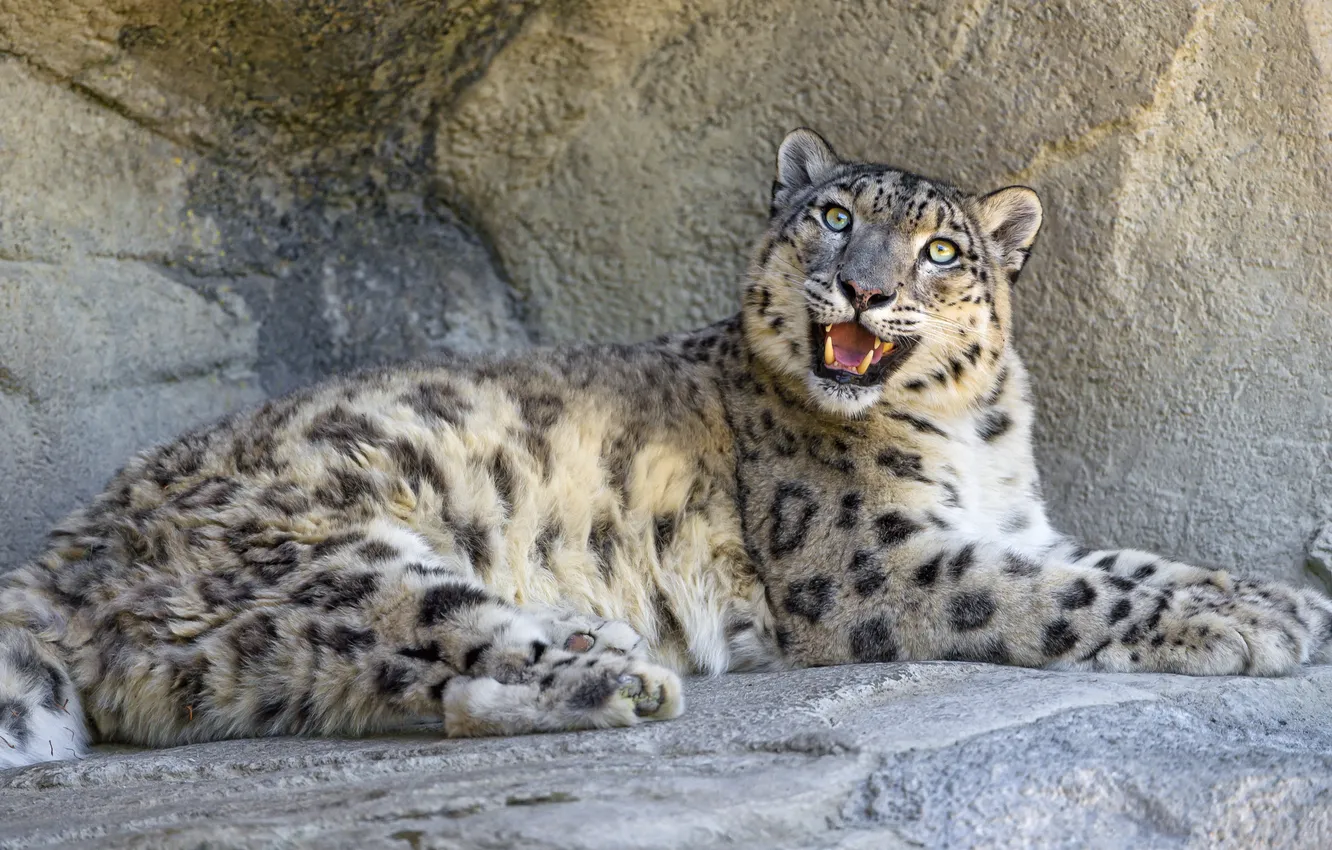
[{"xmin": 829, "ymin": 323, "xmax": 881, "ymax": 369}]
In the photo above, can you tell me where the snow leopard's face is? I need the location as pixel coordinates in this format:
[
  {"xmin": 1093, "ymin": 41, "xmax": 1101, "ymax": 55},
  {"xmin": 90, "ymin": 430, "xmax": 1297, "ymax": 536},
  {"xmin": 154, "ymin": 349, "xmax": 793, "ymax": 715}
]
[{"xmin": 742, "ymin": 129, "xmax": 1042, "ymax": 417}]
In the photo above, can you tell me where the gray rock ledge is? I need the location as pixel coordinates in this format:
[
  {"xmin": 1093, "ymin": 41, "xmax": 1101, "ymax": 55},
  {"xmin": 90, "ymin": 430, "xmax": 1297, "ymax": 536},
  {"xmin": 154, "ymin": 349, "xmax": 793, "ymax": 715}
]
[{"xmin": 3, "ymin": 662, "xmax": 1331, "ymax": 849}]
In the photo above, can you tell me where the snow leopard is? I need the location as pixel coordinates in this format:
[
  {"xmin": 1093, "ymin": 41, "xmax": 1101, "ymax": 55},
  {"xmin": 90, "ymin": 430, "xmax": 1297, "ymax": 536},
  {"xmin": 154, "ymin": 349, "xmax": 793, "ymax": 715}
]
[{"xmin": 2, "ymin": 128, "xmax": 1329, "ymax": 769}]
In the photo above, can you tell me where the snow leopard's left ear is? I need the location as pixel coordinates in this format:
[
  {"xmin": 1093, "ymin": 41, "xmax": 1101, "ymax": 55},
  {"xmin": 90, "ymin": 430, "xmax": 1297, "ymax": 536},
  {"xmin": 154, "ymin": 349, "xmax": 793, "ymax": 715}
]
[
  {"xmin": 771, "ymin": 128, "xmax": 840, "ymax": 215},
  {"xmin": 972, "ymin": 187, "xmax": 1043, "ymax": 278}
]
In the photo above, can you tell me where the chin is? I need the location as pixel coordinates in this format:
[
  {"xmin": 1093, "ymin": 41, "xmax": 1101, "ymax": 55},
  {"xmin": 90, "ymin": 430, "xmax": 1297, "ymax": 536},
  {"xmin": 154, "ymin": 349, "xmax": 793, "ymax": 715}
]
[{"xmin": 804, "ymin": 374, "xmax": 886, "ymax": 417}]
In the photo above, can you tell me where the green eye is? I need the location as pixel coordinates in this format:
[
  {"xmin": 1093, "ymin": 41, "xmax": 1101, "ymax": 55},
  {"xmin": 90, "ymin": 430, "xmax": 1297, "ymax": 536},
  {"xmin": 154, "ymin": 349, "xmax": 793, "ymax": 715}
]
[
  {"xmin": 823, "ymin": 206, "xmax": 851, "ymax": 232},
  {"xmin": 927, "ymin": 238, "xmax": 958, "ymax": 264}
]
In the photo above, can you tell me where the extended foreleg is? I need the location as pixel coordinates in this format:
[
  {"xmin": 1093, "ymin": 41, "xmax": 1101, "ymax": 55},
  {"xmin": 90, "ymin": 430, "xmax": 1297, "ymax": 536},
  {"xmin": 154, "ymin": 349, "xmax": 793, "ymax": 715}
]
[
  {"xmin": 901, "ymin": 537, "xmax": 1332, "ymax": 675},
  {"xmin": 781, "ymin": 531, "xmax": 1332, "ymax": 676}
]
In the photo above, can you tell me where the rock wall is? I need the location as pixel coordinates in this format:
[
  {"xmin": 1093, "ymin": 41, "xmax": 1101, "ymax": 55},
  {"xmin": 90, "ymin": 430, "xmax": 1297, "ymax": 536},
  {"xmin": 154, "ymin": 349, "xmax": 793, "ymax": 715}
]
[
  {"xmin": 0, "ymin": 0, "xmax": 532, "ymax": 565},
  {"xmin": 2, "ymin": 0, "xmax": 1330, "ymax": 583},
  {"xmin": 436, "ymin": 0, "xmax": 1332, "ymax": 583}
]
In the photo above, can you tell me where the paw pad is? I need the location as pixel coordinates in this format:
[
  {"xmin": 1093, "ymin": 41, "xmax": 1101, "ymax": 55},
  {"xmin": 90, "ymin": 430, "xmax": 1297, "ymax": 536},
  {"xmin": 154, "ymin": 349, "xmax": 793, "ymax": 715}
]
[{"xmin": 564, "ymin": 633, "xmax": 595, "ymax": 653}]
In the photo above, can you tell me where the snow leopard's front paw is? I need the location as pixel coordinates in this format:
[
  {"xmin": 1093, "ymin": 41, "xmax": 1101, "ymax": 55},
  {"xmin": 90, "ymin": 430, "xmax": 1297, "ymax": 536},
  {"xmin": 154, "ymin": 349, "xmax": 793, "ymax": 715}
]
[
  {"xmin": 1230, "ymin": 579, "xmax": 1332, "ymax": 673},
  {"xmin": 1150, "ymin": 580, "xmax": 1332, "ymax": 676},
  {"xmin": 1291, "ymin": 585, "xmax": 1332, "ymax": 665}
]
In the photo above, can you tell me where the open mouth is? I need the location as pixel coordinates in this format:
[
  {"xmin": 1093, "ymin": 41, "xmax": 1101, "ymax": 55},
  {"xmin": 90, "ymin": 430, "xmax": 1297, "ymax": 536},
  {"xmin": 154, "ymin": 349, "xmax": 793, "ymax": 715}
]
[{"xmin": 809, "ymin": 321, "xmax": 917, "ymax": 386}]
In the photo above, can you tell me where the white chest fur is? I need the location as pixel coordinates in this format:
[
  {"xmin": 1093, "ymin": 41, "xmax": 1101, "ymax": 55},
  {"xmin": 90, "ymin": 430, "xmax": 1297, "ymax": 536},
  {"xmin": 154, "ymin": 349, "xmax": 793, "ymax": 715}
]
[{"xmin": 930, "ymin": 357, "xmax": 1057, "ymax": 555}]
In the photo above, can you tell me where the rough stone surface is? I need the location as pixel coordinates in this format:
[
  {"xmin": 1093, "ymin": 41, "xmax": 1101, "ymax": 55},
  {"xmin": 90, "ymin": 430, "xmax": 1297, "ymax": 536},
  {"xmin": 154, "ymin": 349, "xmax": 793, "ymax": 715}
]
[
  {"xmin": 0, "ymin": 2, "xmax": 531, "ymax": 565},
  {"xmin": 435, "ymin": 0, "xmax": 1332, "ymax": 584},
  {"xmin": 0, "ymin": 56, "xmax": 263, "ymax": 565},
  {"xmin": 3, "ymin": 663, "xmax": 1332, "ymax": 848}
]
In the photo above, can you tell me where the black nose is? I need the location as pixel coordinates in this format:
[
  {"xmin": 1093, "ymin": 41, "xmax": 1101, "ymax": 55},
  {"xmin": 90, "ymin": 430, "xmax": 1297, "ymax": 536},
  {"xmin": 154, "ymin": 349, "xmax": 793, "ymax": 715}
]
[{"xmin": 839, "ymin": 277, "xmax": 894, "ymax": 312}]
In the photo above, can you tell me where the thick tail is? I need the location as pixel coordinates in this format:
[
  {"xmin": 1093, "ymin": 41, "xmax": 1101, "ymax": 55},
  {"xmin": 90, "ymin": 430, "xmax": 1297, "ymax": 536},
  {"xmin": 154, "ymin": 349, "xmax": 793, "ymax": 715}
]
[{"xmin": 0, "ymin": 628, "xmax": 90, "ymax": 769}]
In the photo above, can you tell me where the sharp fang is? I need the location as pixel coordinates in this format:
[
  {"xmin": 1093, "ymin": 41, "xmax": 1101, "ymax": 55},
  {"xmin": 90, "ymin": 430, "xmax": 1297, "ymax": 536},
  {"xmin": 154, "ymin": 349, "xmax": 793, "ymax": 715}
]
[
  {"xmin": 856, "ymin": 349, "xmax": 873, "ymax": 375},
  {"xmin": 824, "ymin": 333, "xmax": 835, "ymax": 366},
  {"xmin": 825, "ymin": 324, "xmax": 832, "ymax": 333},
  {"xmin": 879, "ymin": 338, "xmax": 894, "ymax": 353}
]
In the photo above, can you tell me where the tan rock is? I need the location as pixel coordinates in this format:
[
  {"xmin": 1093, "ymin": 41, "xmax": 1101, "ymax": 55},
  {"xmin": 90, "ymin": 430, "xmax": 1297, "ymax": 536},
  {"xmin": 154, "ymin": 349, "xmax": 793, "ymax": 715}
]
[
  {"xmin": 0, "ymin": 58, "xmax": 218, "ymax": 262},
  {"xmin": 437, "ymin": 0, "xmax": 1332, "ymax": 581}
]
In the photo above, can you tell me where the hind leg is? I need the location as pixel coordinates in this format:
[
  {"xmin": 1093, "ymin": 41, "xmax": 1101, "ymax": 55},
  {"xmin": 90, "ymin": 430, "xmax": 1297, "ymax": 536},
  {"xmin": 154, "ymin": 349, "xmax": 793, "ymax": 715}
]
[
  {"xmin": 349, "ymin": 527, "xmax": 680, "ymax": 736},
  {"xmin": 88, "ymin": 519, "xmax": 681, "ymax": 745}
]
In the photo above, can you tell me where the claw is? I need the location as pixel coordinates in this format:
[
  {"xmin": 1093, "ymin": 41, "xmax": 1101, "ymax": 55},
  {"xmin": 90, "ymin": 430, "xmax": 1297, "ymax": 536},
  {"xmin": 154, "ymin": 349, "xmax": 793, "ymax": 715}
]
[
  {"xmin": 634, "ymin": 684, "xmax": 664, "ymax": 717},
  {"xmin": 616, "ymin": 674, "xmax": 663, "ymax": 716}
]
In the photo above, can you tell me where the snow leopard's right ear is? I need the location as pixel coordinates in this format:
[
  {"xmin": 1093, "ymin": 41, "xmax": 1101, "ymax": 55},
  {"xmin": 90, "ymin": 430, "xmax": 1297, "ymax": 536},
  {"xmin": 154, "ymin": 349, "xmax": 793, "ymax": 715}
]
[
  {"xmin": 972, "ymin": 186, "xmax": 1044, "ymax": 279},
  {"xmin": 772, "ymin": 128, "xmax": 840, "ymax": 215}
]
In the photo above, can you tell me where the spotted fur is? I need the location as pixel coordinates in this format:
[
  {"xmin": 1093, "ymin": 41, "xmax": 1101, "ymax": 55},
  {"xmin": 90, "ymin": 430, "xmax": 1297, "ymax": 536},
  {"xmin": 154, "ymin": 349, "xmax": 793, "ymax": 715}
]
[{"xmin": 1, "ymin": 129, "xmax": 1328, "ymax": 769}]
